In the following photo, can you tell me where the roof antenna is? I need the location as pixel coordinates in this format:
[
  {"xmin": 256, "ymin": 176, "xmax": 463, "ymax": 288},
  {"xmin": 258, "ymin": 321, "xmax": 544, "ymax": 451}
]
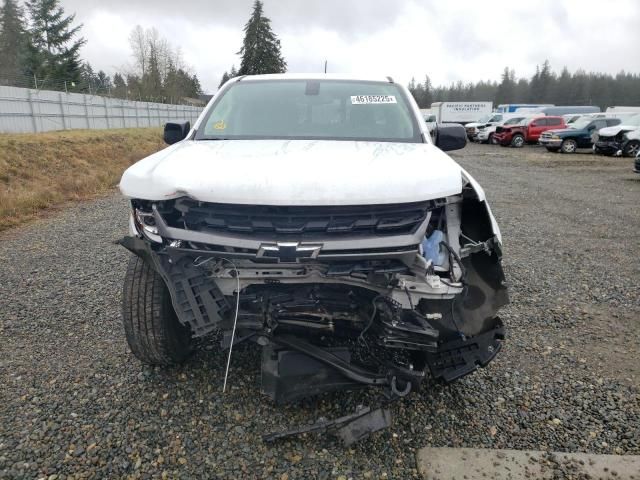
[{"xmin": 324, "ymin": 60, "xmax": 327, "ymax": 73}]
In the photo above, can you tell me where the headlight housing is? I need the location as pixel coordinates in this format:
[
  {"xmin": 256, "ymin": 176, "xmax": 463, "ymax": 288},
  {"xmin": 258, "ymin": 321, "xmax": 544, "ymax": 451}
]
[{"xmin": 132, "ymin": 202, "xmax": 162, "ymax": 243}]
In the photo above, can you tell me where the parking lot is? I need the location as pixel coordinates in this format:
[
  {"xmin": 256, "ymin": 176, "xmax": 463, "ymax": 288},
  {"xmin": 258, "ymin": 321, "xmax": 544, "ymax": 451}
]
[{"xmin": 0, "ymin": 142, "xmax": 638, "ymax": 479}]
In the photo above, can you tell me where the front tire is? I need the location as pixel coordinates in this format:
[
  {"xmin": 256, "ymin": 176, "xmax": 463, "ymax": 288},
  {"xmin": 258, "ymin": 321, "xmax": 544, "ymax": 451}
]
[
  {"xmin": 510, "ymin": 134, "xmax": 525, "ymax": 148},
  {"xmin": 560, "ymin": 139, "xmax": 577, "ymax": 154},
  {"xmin": 623, "ymin": 140, "xmax": 640, "ymax": 158},
  {"xmin": 121, "ymin": 255, "xmax": 194, "ymax": 365}
]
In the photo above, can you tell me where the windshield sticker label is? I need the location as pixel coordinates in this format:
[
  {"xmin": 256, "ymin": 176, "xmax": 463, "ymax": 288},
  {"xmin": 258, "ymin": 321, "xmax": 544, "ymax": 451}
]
[
  {"xmin": 213, "ymin": 120, "xmax": 226, "ymax": 130},
  {"xmin": 351, "ymin": 95, "xmax": 397, "ymax": 105}
]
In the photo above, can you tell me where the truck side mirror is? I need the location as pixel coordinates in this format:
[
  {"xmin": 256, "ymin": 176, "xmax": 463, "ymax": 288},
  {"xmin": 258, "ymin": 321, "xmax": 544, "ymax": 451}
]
[
  {"xmin": 435, "ymin": 124, "xmax": 467, "ymax": 151},
  {"xmin": 164, "ymin": 122, "xmax": 191, "ymax": 145}
]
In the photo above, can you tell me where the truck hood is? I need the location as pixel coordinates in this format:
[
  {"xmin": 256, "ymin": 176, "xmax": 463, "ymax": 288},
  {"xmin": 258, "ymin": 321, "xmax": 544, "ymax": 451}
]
[
  {"xmin": 598, "ymin": 125, "xmax": 638, "ymax": 137},
  {"xmin": 545, "ymin": 128, "xmax": 578, "ymax": 136},
  {"xmin": 465, "ymin": 122, "xmax": 492, "ymax": 129},
  {"xmin": 119, "ymin": 139, "xmax": 463, "ymax": 206}
]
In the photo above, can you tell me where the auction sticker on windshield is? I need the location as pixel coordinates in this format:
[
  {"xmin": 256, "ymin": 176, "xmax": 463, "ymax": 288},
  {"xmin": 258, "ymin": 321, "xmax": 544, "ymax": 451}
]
[{"xmin": 351, "ymin": 95, "xmax": 397, "ymax": 104}]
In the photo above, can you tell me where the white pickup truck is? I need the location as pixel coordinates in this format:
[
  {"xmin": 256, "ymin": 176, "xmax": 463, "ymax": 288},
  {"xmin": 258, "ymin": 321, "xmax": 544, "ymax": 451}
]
[
  {"xmin": 465, "ymin": 113, "xmax": 526, "ymax": 142},
  {"xmin": 118, "ymin": 74, "xmax": 508, "ymax": 439}
]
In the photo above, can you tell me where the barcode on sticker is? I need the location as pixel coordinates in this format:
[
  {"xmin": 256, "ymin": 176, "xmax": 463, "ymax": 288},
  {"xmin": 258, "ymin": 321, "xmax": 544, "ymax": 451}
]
[{"xmin": 351, "ymin": 95, "xmax": 397, "ymax": 104}]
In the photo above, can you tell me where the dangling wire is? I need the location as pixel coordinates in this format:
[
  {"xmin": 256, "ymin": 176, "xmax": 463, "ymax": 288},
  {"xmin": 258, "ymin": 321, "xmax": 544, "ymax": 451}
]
[{"xmin": 219, "ymin": 258, "xmax": 241, "ymax": 393}]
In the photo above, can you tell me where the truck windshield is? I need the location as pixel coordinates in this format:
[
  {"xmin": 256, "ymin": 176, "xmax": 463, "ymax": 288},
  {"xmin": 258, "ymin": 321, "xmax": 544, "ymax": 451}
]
[
  {"xmin": 570, "ymin": 119, "xmax": 592, "ymax": 130},
  {"xmin": 503, "ymin": 117, "xmax": 524, "ymax": 125},
  {"xmin": 196, "ymin": 80, "xmax": 422, "ymax": 143}
]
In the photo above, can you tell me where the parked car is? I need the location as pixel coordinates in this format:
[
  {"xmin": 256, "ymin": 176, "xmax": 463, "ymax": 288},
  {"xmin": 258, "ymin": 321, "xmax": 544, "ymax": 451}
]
[
  {"xmin": 539, "ymin": 117, "xmax": 621, "ymax": 153},
  {"xmin": 465, "ymin": 113, "xmax": 524, "ymax": 141},
  {"xmin": 117, "ymin": 74, "xmax": 508, "ymax": 435},
  {"xmin": 594, "ymin": 114, "xmax": 640, "ymax": 157},
  {"xmin": 493, "ymin": 116, "xmax": 566, "ymax": 147},
  {"xmin": 476, "ymin": 116, "xmax": 526, "ymax": 144}
]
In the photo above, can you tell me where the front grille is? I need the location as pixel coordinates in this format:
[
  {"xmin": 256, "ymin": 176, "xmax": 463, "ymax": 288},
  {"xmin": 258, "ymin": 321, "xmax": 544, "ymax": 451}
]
[{"xmin": 160, "ymin": 198, "xmax": 442, "ymax": 238}]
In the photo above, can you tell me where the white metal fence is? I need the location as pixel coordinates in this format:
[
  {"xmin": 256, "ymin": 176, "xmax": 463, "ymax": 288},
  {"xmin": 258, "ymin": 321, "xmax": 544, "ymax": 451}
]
[{"xmin": 0, "ymin": 85, "xmax": 204, "ymax": 134}]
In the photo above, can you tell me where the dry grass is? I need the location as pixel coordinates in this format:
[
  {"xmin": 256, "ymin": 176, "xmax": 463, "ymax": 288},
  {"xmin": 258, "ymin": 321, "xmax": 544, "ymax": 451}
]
[{"xmin": 0, "ymin": 128, "xmax": 165, "ymax": 231}]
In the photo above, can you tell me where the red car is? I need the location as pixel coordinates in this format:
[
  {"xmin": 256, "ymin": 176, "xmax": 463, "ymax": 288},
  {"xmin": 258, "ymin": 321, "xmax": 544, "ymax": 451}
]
[{"xmin": 493, "ymin": 116, "xmax": 566, "ymax": 147}]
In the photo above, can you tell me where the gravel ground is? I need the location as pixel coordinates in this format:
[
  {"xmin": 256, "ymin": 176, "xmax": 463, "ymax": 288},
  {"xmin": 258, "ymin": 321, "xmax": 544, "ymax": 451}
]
[{"xmin": 1, "ymin": 143, "xmax": 638, "ymax": 479}]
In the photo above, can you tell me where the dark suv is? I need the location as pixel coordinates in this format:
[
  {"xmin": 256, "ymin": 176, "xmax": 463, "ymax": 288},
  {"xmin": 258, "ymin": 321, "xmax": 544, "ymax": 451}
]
[{"xmin": 539, "ymin": 117, "xmax": 621, "ymax": 153}]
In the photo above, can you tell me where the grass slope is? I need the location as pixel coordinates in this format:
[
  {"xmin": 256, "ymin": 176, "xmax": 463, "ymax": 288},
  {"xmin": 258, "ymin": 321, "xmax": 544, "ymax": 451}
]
[{"xmin": 0, "ymin": 128, "xmax": 165, "ymax": 232}]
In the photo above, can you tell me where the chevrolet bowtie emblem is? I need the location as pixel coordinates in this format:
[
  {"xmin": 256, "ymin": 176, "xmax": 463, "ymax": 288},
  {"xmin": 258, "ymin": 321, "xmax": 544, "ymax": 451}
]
[{"xmin": 257, "ymin": 242, "xmax": 323, "ymax": 262}]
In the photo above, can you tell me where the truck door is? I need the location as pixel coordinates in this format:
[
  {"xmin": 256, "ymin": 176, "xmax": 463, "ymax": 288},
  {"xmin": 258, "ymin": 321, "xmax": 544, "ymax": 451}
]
[
  {"xmin": 584, "ymin": 120, "xmax": 607, "ymax": 147},
  {"xmin": 527, "ymin": 118, "xmax": 547, "ymax": 141}
]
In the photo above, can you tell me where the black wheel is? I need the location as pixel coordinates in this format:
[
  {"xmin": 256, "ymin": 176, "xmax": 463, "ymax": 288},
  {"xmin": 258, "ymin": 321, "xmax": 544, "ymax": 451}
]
[
  {"xmin": 623, "ymin": 140, "xmax": 640, "ymax": 158},
  {"xmin": 510, "ymin": 134, "xmax": 525, "ymax": 148},
  {"xmin": 121, "ymin": 255, "xmax": 194, "ymax": 365},
  {"xmin": 546, "ymin": 147, "xmax": 560, "ymax": 153},
  {"xmin": 560, "ymin": 138, "xmax": 577, "ymax": 154}
]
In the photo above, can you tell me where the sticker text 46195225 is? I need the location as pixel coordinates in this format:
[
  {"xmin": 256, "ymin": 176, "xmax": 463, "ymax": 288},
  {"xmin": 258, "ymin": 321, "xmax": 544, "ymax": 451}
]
[{"xmin": 350, "ymin": 95, "xmax": 397, "ymax": 105}]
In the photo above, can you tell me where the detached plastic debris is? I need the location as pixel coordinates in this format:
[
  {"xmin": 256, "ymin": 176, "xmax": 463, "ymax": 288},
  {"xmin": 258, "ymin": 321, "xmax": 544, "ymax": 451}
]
[{"xmin": 263, "ymin": 406, "xmax": 392, "ymax": 446}]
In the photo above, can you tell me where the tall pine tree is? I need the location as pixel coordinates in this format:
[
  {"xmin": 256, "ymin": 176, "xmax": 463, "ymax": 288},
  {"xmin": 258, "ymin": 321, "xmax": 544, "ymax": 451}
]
[
  {"xmin": 237, "ymin": 0, "xmax": 286, "ymax": 76},
  {"xmin": 0, "ymin": 0, "xmax": 27, "ymax": 86},
  {"xmin": 24, "ymin": 0, "xmax": 85, "ymax": 87}
]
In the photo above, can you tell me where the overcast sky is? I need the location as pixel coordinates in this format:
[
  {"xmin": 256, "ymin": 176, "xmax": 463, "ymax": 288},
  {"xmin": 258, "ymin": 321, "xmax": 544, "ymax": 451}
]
[{"xmin": 60, "ymin": 0, "xmax": 640, "ymax": 93}]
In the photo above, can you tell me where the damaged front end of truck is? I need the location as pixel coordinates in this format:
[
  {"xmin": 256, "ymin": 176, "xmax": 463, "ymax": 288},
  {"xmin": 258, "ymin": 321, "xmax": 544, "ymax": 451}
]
[{"xmin": 119, "ymin": 174, "xmax": 508, "ymax": 442}]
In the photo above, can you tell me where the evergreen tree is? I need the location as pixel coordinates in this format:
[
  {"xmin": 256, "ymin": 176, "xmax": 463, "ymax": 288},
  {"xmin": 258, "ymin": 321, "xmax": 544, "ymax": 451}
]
[
  {"xmin": 142, "ymin": 41, "xmax": 163, "ymax": 100},
  {"xmin": 219, "ymin": 72, "xmax": 229, "ymax": 86},
  {"xmin": 24, "ymin": 0, "xmax": 85, "ymax": 87},
  {"xmin": 219, "ymin": 65, "xmax": 238, "ymax": 88},
  {"xmin": 0, "ymin": 0, "xmax": 28, "ymax": 86},
  {"xmin": 495, "ymin": 67, "xmax": 516, "ymax": 104},
  {"xmin": 552, "ymin": 67, "xmax": 572, "ymax": 105},
  {"xmin": 112, "ymin": 72, "xmax": 127, "ymax": 98},
  {"xmin": 422, "ymin": 75, "xmax": 433, "ymax": 106},
  {"xmin": 237, "ymin": 0, "xmax": 286, "ymax": 75},
  {"xmin": 219, "ymin": 71, "xmax": 230, "ymax": 88},
  {"xmin": 95, "ymin": 70, "xmax": 112, "ymax": 92}
]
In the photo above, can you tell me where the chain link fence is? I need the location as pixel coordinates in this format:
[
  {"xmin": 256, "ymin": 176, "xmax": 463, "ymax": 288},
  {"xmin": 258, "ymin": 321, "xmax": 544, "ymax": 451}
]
[{"xmin": 0, "ymin": 85, "xmax": 204, "ymax": 134}]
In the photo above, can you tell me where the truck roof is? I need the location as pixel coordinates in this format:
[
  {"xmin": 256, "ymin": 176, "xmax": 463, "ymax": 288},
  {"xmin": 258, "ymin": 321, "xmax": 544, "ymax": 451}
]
[{"xmin": 230, "ymin": 73, "xmax": 395, "ymax": 83}]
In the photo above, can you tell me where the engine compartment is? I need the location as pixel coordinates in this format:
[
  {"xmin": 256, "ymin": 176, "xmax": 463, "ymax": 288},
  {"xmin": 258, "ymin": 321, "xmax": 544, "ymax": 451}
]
[{"xmin": 124, "ymin": 183, "xmax": 506, "ymax": 370}]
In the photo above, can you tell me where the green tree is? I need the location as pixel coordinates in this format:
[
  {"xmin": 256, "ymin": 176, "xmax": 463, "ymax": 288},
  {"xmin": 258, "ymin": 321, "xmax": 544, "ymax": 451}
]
[
  {"xmin": 24, "ymin": 0, "xmax": 85, "ymax": 88},
  {"xmin": 495, "ymin": 67, "xmax": 516, "ymax": 104},
  {"xmin": 165, "ymin": 64, "xmax": 202, "ymax": 101},
  {"xmin": 219, "ymin": 71, "xmax": 230, "ymax": 88},
  {"xmin": 112, "ymin": 72, "xmax": 127, "ymax": 98},
  {"xmin": 0, "ymin": 0, "xmax": 28, "ymax": 86},
  {"xmin": 237, "ymin": 0, "xmax": 286, "ymax": 75},
  {"xmin": 142, "ymin": 40, "xmax": 163, "ymax": 100},
  {"xmin": 422, "ymin": 75, "xmax": 433, "ymax": 106}
]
